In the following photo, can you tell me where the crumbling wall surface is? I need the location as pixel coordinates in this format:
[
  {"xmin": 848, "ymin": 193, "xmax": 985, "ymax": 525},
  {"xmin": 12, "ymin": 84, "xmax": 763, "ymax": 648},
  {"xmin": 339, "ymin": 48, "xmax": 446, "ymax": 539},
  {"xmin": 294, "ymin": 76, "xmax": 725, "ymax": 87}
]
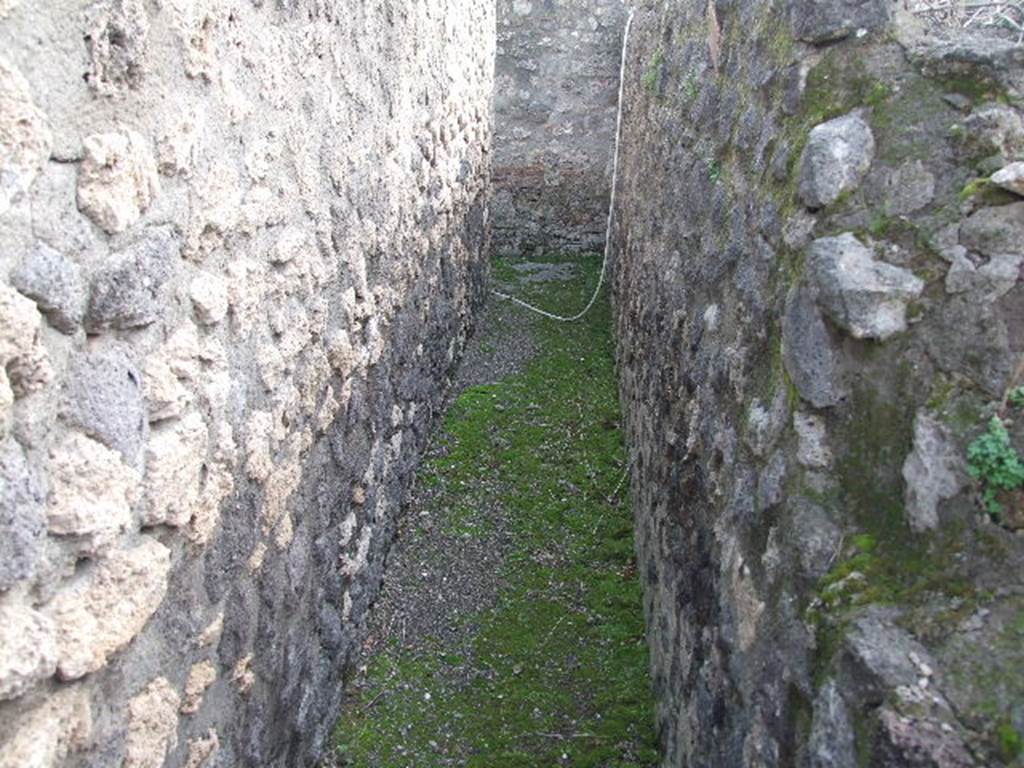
[
  {"xmin": 0, "ymin": 0, "xmax": 493, "ymax": 765},
  {"xmin": 492, "ymin": 0, "xmax": 627, "ymax": 256},
  {"xmin": 613, "ymin": 1, "xmax": 1024, "ymax": 765}
]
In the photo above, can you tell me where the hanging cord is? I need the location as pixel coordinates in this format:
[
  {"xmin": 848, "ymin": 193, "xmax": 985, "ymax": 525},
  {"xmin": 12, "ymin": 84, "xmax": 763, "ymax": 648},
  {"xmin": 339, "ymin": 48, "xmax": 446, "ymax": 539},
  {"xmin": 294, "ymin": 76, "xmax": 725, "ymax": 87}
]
[{"xmin": 492, "ymin": 8, "xmax": 636, "ymax": 323}]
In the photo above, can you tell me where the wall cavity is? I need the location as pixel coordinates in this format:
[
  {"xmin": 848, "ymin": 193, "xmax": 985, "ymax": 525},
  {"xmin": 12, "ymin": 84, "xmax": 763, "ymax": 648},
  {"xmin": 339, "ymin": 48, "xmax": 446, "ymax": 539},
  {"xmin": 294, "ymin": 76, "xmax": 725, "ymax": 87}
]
[
  {"xmin": 493, "ymin": 0, "xmax": 627, "ymax": 256},
  {"xmin": 614, "ymin": 1, "xmax": 1024, "ymax": 766},
  {"xmin": 0, "ymin": 1, "xmax": 494, "ymax": 766}
]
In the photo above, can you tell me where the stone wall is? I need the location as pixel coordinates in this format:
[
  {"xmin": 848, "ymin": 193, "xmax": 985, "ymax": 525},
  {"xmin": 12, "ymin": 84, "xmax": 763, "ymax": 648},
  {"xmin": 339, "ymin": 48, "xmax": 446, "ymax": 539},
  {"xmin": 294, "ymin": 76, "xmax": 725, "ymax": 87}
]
[
  {"xmin": 0, "ymin": 1, "xmax": 493, "ymax": 766},
  {"xmin": 613, "ymin": 2, "xmax": 1024, "ymax": 766},
  {"xmin": 492, "ymin": 0, "xmax": 626, "ymax": 256}
]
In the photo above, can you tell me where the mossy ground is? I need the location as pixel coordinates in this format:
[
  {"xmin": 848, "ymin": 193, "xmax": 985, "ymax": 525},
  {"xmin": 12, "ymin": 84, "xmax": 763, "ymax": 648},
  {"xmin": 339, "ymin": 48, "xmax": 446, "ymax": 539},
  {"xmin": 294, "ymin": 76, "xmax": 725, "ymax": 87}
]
[{"xmin": 328, "ymin": 254, "xmax": 658, "ymax": 768}]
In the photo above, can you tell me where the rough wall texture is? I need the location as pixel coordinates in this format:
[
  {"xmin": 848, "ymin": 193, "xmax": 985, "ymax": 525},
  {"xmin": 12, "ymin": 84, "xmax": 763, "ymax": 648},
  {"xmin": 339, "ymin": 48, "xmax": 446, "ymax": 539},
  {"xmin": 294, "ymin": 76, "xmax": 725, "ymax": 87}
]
[
  {"xmin": 0, "ymin": 1, "xmax": 493, "ymax": 766},
  {"xmin": 492, "ymin": 0, "xmax": 626, "ymax": 256},
  {"xmin": 614, "ymin": 2, "xmax": 1024, "ymax": 766}
]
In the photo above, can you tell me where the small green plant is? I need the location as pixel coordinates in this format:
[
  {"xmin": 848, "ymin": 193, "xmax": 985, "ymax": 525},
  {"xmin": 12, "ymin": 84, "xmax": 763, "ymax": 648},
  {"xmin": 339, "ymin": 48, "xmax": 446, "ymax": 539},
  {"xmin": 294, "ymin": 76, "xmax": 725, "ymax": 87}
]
[
  {"xmin": 707, "ymin": 158, "xmax": 722, "ymax": 183},
  {"xmin": 997, "ymin": 722, "xmax": 1023, "ymax": 761},
  {"xmin": 643, "ymin": 49, "xmax": 664, "ymax": 95},
  {"xmin": 1009, "ymin": 386, "xmax": 1024, "ymax": 408},
  {"xmin": 967, "ymin": 416, "xmax": 1024, "ymax": 518}
]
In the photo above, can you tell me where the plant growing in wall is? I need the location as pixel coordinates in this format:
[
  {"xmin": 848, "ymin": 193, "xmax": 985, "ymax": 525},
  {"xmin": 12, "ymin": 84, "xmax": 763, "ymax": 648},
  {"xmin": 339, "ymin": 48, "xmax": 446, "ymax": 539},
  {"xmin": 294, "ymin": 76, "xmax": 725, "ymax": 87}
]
[
  {"xmin": 643, "ymin": 49, "xmax": 664, "ymax": 95},
  {"xmin": 967, "ymin": 414, "xmax": 1024, "ymax": 520}
]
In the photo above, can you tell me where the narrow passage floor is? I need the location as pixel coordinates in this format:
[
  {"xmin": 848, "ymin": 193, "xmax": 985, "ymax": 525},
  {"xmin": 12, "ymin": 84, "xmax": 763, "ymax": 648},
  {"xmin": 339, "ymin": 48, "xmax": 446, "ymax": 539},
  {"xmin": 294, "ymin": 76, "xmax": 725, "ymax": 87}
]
[{"xmin": 326, "ymin": 254, "xmax": 658, "ymax": 768}]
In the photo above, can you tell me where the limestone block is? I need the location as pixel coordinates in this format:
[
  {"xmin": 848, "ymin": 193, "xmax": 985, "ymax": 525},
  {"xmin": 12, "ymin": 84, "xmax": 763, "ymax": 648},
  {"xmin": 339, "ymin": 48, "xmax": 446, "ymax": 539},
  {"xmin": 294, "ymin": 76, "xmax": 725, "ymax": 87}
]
[
  {"xmin": 184, "ymin": 730, "xmax": 219, "ymax": 768},
  {"xmin": 0, "ymin": 437, "xmax": 45, "ymax": 590},
  {"xmin": 76, "ymin": 130, "xmax": 159, "ymax": 234},
  {"xmin": 46, "ymin": 433, "xmax": 139, "ymax": 551},
  {"xmin": 85, "ymin": 0, "xmax": 150, "ymax": 94},
  {"xmin": 143, "ymin": 356, "xmax": 192, "ymax": 423},
  {"xmin": 992, "ymin": 161, "xmax": 1024, "ymax": 196},
  {"xmin": 270, "ymin": 226, "xmax": 308, "ymax": 265},
  {"xmin": 798, "ymin": 113, "xmax": 875, "ymax": 209},
  {"xmin": 0, "ymin": 604, "xmax": 57, "ymax": 700},
  {"xmin": 794, "ymin": 0, "xmax": 891, "ymax": 43},
  {"xmin": 0, "ymin": 686, "xmax": 92, "ymax": 768},
  {"xmin": 0, "ymin": 56, "xmax": 53, "ymax": 216},
  {"xmin": 86, "ymin": 226, "xmax": 178, "ymax": 331},
  {"xmin": 180, "ymin": 660, "xmax": 216, "ymax": 714},
  {"xmin": 960, "ymin": 201, "xmax": 1024, "ymax": 258},
  {"xmin": 189, "ymin": 273, "xmax": 228, "ymax": 325},
  {"xmin": 902, "ymin": 412, "xmax": 966, "ymax": 532},
  {"xmin": 142, "ymin": 412, "xmax": 208, "ymax": 527},
  {"xmin": 48, "ymin": 537, "xmax": 171, "ymax": 679},
  {"xmin": 156, "ymin": 108, "xmax": 201, "ymax": 176},
  {"xmin": 124, "ymin": 677, "xmax": 181, "ymax": 768},
  {"xmin": 0, "ymin": 0, "xmax": 19, "ymax": 19},
  {"xmin": 193, "ymin": 160, "xmax": 241, "ymax": 235},
  {"xmin": 187, "ymin": 429, "xmax": 235, "ymax": 547},
  {"xmin": 11, "ymin": 243, "xmax": 87, "ymax": 334},
  {"xmin": 61, "ymin": 344, "xmax": 148, "ymax": 465},
  {"xmin": 231, "ymin": 655, "xmax": 254, "ymax": 695},
  {"xmin": 0, "ymin": 282, "xmax": 54, "ymax": 397},
  {"xmin": 163, "ymin": 324, "xmax": 203, "ymax": 380},
  {"xmin": 807, "ymin": 233, "xmax": 924, "ymax": 341}
]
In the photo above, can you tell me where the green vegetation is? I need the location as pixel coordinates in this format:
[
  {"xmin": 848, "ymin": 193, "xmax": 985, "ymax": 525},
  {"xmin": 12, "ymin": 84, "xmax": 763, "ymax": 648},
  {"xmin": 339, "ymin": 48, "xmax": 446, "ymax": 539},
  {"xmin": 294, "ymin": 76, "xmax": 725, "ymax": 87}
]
[
  {"xmin": 331, "ymin": 254, "xmax": 657, "ymax": 768},
  {"xmin": 1008, "ymin": 387, "xmax": 1024, "ymax": 409},
  {"xmin": 707, "ymin": 158, "xmax": 722, "ymax": 183},
  {"xmin": 998, "ymin": 723, "xmax": 1023, "ymax": 762},
  {"xmin": 643, "ymin": 49, "xmax": 664, "ymax": 96},
  {"xmin": 960, "ymin": 177, "xmax": 1019, "ymax": 207},
  {"xmin": 968, "ymin": 416, "xmax": 1024, "ymax": 520}
]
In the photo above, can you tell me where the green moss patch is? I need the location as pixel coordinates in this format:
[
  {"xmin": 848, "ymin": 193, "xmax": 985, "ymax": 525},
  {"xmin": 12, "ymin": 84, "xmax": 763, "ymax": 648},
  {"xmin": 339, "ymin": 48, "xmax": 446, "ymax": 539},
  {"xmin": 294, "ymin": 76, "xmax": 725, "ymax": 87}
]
[{"xmin": 329, "ymin": 254, "xmax": 658, "ymax": 768}]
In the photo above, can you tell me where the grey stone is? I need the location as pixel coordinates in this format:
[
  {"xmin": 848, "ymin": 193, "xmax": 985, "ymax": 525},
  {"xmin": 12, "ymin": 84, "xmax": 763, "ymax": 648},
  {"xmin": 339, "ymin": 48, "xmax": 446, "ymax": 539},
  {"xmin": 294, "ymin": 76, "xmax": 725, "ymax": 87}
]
[
  {"xmin": 928, "ymin": 296, "xmax": 1012, "ymax": 397},
  {"xmin": 807, "ymin": 233, "xmax": 924, "ymax": 341},
  {"xmin": 875, "ymin": 709, "xmax": 976, "ymax": 768},
  {"xmin": 791, "ymin": 499, "xmax": 842, "ymax": 583},
  {"xmin": 10, "ymin": 243, "xmax": 86, "ymax": 334},
  {"xmin": 0, "ymin": 438, "xmax": 45, "ymax": 591},
  {"xmin": 808, "ymin": 680, "xmax": 856, "ymax": 768},
  {"xmin": 959, "ymin": 201, "xmax": 1024, "ymax": 258},
  {"xmin": 991, "ymin": 162, "xmax": 1024, "ymax": 196},
  {"xmin": 882, "ymin": 160, "xmax": 936, "ymax": 216},
  {"xmin": 795, "ymin": 0, "xmax": 891, "ymax": 44},
  {"xmin": 85, "ymin": 226, "xmax": 178, "ymax": 332},
  {"xmin": 963, "ymin": 103, "xmax": 1024, "ymax": 160},
  {"xmin": 945, "ymin": 252, "xmax": 1022, "ymax": 299},
  {"xmin": 841, "ymin": 608, "xmax": 932, "ymax": 704},
  {"xmin": 745, "ymin": 389, "xmax": 789, "ymax": 458},
  {"xmin": 60, "ymin": 344, "xmax": 148, "ymax": 465},
  {"xmin": 794, "ymin": 411, "xmax": 832, "ymax": 468},
  {"xmin": 942, "ymin": 93, "xmax": 972, "ymax": 113},
  {"xmin": 783, "ymin": 284, "xmax": 846, "ymax": 408},
  {"xmin": 799, "ymin": 113, "xmax": 876, "ymax": 209},
  {"xmin": 902, "ymin": 411, "xmax": 966, "ymax": 532},
  {"xmin": 757, "ymin": 450, "xmax": 787, "ymax": 512}
]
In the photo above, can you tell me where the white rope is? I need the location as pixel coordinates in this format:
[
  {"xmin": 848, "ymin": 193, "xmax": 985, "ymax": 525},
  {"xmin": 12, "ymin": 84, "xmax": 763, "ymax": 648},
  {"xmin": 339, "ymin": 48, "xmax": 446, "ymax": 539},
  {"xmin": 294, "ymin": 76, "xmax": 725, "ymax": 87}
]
[{"xmin": 491, "ymin": 7, "xmax": 636, "ymax": 323}]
